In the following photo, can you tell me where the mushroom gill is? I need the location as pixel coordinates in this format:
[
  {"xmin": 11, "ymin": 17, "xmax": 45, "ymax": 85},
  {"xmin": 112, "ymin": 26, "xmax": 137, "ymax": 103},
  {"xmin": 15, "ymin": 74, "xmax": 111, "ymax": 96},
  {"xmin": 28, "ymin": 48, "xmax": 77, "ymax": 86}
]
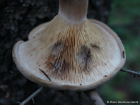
[{"xmin": 13, "ymin": 15, "xmax": 122, "ymax": 86}]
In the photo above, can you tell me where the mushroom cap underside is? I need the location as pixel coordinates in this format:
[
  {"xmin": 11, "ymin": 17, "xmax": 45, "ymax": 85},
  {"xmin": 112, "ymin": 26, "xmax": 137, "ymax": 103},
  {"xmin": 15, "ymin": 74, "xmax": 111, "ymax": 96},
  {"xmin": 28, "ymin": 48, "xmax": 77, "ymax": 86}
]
[{"xmin": 13, "ymin": 15, "xmax": 126, "ymax": 91}]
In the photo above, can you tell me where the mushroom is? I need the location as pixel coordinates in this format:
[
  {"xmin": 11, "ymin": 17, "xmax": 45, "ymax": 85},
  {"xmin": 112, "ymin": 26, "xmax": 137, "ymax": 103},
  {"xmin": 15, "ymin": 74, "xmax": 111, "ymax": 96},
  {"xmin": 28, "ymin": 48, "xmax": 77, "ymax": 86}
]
[{"xmin": 13, "ymin": 0, "xmax": 126, "ymax": 104}]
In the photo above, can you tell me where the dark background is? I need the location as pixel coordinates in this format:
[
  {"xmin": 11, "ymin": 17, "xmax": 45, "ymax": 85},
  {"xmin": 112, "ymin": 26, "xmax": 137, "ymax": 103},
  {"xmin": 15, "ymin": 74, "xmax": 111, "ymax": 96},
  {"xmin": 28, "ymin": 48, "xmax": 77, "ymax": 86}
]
[{"xmin": 0, "ymin": 0, "xmax": 140, "ymax": 105}]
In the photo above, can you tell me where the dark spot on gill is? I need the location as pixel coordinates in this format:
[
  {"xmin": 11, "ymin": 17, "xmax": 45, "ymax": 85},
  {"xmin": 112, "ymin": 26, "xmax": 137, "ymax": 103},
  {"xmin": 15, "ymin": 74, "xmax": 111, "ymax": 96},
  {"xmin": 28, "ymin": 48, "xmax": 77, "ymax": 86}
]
[
  {"xmin": 45, "ymin": 41, "xmax": 71, "ymax": 77},
  {"xmin": 104, "ymin": 75, "xmax": 107, "ymax": 77},
  {"xmin": 91, "ymin": 44, "xmax": 100, "ymax": 50},
  {"xmin": 54, "ymin": 41, "xmax": 62, "ymax": 47},
  {"xmin": 59, "ymin": 59, "xmax": 70, "ymax": 75},
  {"xmin": 52, "ymin": 41, "xmax": 64, "ymax": 54},
  {"xmin": 85, "ymin": 48, "xmax": 91, "ymax": 70},
  {"xmin": 49, "ymin": 59, "xmax": 71, "ymax": 79},
  {"xmin": 78, "ymin": 45, "xmax": 91, "ymax": 71}
]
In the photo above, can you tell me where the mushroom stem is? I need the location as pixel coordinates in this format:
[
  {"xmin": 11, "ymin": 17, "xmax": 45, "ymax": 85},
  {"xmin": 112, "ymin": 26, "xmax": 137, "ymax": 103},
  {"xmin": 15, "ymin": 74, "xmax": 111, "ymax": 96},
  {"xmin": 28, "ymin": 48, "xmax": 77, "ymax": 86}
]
[
  {"xmin": 20, "ymin": 87, "xmax": 44, "ymax": 105},
  {"xmin": 85, "ymin": 89, "xmax": 105, "ymax": 105},
  {"xmin": 59, "ymin": 0, "xmax": 88, "ymax": 23}
]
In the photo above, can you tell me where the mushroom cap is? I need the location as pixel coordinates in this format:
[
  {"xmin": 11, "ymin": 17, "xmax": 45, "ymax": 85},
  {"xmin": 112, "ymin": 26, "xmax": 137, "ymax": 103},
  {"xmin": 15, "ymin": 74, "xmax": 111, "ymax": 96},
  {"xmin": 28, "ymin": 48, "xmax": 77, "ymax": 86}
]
[{"xmin": 13, "ymin": 15, "xmax": 126, "ymax": 91}]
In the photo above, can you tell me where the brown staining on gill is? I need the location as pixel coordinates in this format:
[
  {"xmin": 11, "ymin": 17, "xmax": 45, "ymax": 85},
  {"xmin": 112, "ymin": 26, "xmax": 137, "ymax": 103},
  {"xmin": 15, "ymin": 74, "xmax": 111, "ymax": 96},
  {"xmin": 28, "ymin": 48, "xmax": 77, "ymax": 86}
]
[
  {"xmin": 32, "ymin": 48, "xmax": 36, "ymax": 51},
  {"xmin": 57, "ymin": 33, "xmax": 61, "ymax": 39},
  {"xmin": 103, "ymin": 75, "xmax": 107, "ymax": 77},
  {"xmin": 91, "ymin": 44, "xmax": 100, "ymax": 51},
  {"xmin": 59, "ymin": 59, "xmax": 70, "ymax": 76},
  {"xmin": 44, "ymin": 55, "xmax": 55, "ymax": 70},
  {"xmin": 44, "ymin": 40, "xmax": 72, "ymax": 79},
  {"xmin": 85, "ymin": 48, "xmax": 91, "ymax": 70},
  {"xmin": 49, "ymin": 62, "xmax": 59, "ymax": 71},
  {"xmin": 78, "ymin": 45, "xmax": 91, "ymax": 71},
  {"xmin": 50, "ymin": 37, "xmax": 53, "ymax": 42},
  {"xmin": 122, "ymin": 51, "xmax": 125, "ymax": 58}
]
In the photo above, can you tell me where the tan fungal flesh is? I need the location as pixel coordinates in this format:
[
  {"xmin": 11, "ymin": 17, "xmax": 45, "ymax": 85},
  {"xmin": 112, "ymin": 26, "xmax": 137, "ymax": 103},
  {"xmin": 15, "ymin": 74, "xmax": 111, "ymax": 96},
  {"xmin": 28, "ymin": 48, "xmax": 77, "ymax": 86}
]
[{"xmin": 16, "ymin": 15, "xmax": 121, "ymax": 85}]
